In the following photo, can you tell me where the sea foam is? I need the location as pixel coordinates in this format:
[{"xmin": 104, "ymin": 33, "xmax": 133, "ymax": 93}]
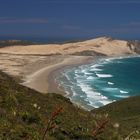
[
  {"xmin": 96, "ymin": 73, "xmax": 113, "ymax": 78},
  {"xmin": 108, "ymin": 82, "xmax": 114, "ymax": 85},
  {"xmin": 87, "ymin": 76, "xmax": 94, "ymax": 80},
  {"xmin": 120, "ymin": 90, "xmax": 129, "ymax": 94},
  {"xmin": 76, "ymin": 80, "xmax": 113, "ymax": 108},
  {"xmin": 114, "ymin": 95, "xmax": 130, "ymax": 98}
]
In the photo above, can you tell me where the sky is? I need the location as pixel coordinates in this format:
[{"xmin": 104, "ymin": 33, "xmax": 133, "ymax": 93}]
[{"xmin": 0, "ymin": 0, "xmax": 140, "ymax": 41}]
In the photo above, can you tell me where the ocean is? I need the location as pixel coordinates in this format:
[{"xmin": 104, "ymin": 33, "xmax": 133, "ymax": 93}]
[{"xmin": 56, "ymin": 56, "xmax": 140, "ymax": 110}]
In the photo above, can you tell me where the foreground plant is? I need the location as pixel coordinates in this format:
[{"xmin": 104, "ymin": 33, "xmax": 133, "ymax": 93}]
[
  {"xmin": 42, "ymin": 106, "xmax": 63, "ymax": 140},
  {"xmin": 124, "ymin": 130, "xmax": 139, "ymax": 140},
  {"xmin": 92, "ymin": 117, "xmax": 110, "ymax": 139}
]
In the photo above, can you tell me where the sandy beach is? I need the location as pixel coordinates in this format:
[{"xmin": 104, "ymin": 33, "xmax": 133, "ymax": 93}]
[
  {"xmin": 22, "ymin": 55, "xmax": 94, "ymax": 94},
  {"xmin": 0, "ymin": 53, "xmax": 93, "ymax": 94}
]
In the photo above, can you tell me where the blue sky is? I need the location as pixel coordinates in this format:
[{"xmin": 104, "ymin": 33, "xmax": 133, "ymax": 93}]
[{"xmin": 0, "ymin": 0, "xmax": 140, "ymax": 40}]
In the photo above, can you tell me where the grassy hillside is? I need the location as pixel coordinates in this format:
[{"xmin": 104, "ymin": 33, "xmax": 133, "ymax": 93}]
[
  {"xmin": 0, "ymin": 72, "xmax": 102, "ymax": 140},
  {"xmin": 0, "ymin": 71, "xmax": 140, "ymax": 139},
  {"xmin": 92, "ymin": 96, "xmax": 140, "ymax": 138}
]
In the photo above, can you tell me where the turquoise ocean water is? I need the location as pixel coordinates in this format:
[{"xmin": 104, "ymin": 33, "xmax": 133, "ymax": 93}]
[{"xmin": 56, "ymin": 56, "xmax": 140, "ymax": 110}]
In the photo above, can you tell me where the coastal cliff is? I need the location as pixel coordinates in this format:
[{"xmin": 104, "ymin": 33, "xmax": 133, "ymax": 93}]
[{"xmin": 128, "ymin": 40, "xmax": 140, "ymax": 54}]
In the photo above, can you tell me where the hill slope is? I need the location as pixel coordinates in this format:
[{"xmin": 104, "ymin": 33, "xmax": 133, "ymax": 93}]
[
  {"xmin": 0, "ymin": 71, "xmax": 140, "ymax": 139},
  {"xmin": 0, "ymin": 71, "xmax": 104, "ymax": 140},
  {"xmin": 92, "ymin": 96, "xmax": 140, "ymax": 138}
]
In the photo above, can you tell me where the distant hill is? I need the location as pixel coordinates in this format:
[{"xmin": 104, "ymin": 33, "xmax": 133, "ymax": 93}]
[
  {"xmin": 0, "ymin": 37, "xmax": 139, "ymax": 56},
  {"xmin": 0, "ymin": 40, "xmax": 37, "ymax": 48}
]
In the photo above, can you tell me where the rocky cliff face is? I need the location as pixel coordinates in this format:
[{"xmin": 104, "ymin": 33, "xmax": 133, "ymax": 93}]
[{"xmin": 128, "ymin": 40, "xmax": 140, "ymax": 54}]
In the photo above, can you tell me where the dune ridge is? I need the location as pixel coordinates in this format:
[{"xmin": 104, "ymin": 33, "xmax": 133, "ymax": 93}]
[{"xmin": 0, "ymin": 37, "xmax": 137, "ymax": 56}]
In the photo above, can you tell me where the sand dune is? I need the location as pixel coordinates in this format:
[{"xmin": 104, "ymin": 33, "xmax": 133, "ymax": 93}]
[{"xmin": 0, "ymin": 37, "xmax": 136, "ymax": 56}]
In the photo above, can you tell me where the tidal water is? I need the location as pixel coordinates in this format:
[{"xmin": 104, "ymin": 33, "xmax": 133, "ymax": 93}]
[{"xmin": 57, "ymin": 56, "xmax": 140, "ymax": 110}]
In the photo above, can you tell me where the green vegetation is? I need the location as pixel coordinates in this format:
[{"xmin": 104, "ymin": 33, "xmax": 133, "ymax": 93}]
[
  {"xmin": 0, "ymin": 71, "xmax": 100, "ymax": 139},
  {"xmin": 0, "ymin": 71, "xmax": 140, "ymax": 139},
  {"xmin": 0, "ymin": 40, "xmax": 37, "ymax": 47},
  {"xmin": 92, "ymin": 96, "xmax": 140, "ymax": 139}
]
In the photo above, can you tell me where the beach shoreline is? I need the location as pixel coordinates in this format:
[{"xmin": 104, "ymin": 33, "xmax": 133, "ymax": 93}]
[{"xmin": 21, "ymin": 55, "xmax": 94, "ymax": 94}]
